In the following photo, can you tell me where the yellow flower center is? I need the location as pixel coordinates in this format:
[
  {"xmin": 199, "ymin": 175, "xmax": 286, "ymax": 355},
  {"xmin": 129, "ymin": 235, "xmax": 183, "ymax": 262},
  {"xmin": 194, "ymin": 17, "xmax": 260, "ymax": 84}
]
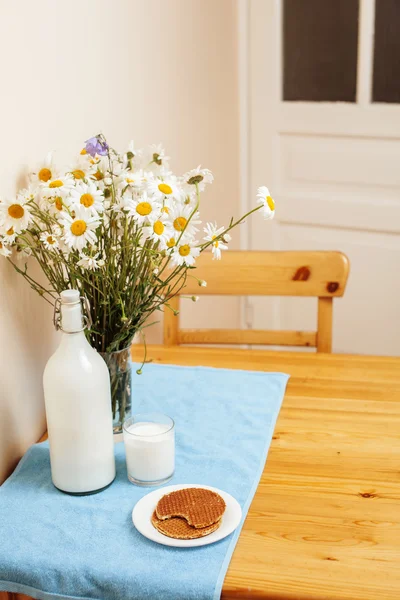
[
  {"xmin": 72, "ymin": 169, "xmax": 85, "ymax": 180},
  {"xmin": 266, "ymin": 195, "xmax": 275, "ymax": 211},
  {"xmin": 173, "ymin": 216, "xmax": 187, "ymax": 231},
  {"xmin": 158, "ymin": 183, "xmax": 173, "ymax": 195},
  {"xmin": 39, "ymin": 168, "xmax": 52, "ymax": 182},
  {"xmin": 179, "ymin": 244, "xmax": 191, "ymax": 257},
  {"xmin": 49, "ymin": 179, "xmax": 64, "ymax": 188},
  {"xmin": 93, "ymin": 170, "xmax": 103, "ymax": 181},
  {"xmin": 211, "ymin": 235, "xmax": 219, "ymax": 248},
  {"xmin": 6, "ymin": 227, "xmax": 14, "ymax": 235},
  {"xmin": 80, "ymin": 193, "xmax": 94, "ymax": 208},
  {"xmin": 55, "ymin": 197, "xmax": 63, "ymax": 211},
  {"xmin": 8, "ymin": 204, "xmax": 24, "ymax": 219},
  {"xmin": 161, "ymin": 206, "xmax": 170, "ymax": 214},
  {"xmin": 166, "ymin": 237, "xmax": 176, "ymax": 248},
  {"xmin": 136, "ymin": 202, "xmax": 152, "ymax": 216},
  {"xmin": 80, "ymin": 148, "xmax": 87, "ymax": 155},
  {"xmin": 126, "ymin": 178, "xmax": 134, "ymax": 184},
  {"xmin": 153, "ymin": 220, "xmax": 164, "ymax": 235},
  {"xmin": 70, "ymin": 220, "xmax": 87, "ymax": 236},
  {"xmin": 47, "ymin": 235, "xmax": 56, "ymax": 245}
]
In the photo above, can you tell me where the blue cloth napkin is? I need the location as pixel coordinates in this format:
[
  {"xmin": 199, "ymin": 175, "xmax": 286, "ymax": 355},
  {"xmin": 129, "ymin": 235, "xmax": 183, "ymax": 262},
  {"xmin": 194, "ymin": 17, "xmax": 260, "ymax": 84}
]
[{"xmin": 0, "ymin": 363, "xmax": 289, "ymax": 600}]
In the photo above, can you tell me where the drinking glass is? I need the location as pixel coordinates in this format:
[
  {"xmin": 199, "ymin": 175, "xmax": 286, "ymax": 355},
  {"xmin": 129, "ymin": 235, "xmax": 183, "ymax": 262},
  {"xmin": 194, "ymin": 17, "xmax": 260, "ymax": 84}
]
[{"xmin": 123, "ymin": 412, "xmax": 175, "ymax": 486}]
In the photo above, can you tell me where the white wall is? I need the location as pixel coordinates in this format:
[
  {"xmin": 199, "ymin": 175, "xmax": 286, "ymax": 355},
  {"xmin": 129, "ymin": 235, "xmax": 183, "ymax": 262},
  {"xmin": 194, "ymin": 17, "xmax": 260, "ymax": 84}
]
[{"xmin": 0, "ymin": 0, "xmax": 240, "ymax": 481}]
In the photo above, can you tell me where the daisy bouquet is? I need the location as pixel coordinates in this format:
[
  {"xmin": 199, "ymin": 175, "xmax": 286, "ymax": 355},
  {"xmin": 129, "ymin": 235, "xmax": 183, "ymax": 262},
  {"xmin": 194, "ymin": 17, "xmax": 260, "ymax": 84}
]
[{"xmin": 0, "ymin": 134, "xmax": 275, "ymax": 427}]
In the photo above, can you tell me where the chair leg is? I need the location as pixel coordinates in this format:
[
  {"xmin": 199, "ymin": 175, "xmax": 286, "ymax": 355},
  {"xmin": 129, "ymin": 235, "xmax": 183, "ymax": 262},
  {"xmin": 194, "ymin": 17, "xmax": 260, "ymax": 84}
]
[{"xmin": 317, "ymin": 297, "xmax": 333, "ymax": 353}]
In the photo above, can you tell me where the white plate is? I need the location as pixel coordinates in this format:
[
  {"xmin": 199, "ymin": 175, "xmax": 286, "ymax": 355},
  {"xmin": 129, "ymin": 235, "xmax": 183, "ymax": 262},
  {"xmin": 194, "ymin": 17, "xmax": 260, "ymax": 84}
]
[{"xmin": 132, "ymin": 484, "xmax": 242, "ymax": 547}]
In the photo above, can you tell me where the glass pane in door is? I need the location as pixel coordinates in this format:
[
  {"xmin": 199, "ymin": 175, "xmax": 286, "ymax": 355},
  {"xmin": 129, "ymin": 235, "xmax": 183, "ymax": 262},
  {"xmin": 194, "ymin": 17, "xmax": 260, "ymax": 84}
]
[
  {"xmin": 372, "ymin": 0, "xmax": 400, "ymax": 103},
  {"xmin": 283, "ymin": 0, "xmax": 359, "ymax": 102}
]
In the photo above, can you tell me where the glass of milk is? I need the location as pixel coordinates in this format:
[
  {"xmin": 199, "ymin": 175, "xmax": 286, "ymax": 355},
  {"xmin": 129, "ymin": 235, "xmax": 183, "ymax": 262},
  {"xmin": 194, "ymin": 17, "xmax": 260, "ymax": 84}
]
[{"xmin": 123, "ymin": 412, "xmax": 175, "ymax": 486}]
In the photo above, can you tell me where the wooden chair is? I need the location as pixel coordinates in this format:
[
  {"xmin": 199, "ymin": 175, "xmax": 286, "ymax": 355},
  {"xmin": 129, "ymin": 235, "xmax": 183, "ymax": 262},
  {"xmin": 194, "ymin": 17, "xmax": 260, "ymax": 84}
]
[{"xmin": 163, "ymin": 251, "xmax": 349, "ymax": 353}]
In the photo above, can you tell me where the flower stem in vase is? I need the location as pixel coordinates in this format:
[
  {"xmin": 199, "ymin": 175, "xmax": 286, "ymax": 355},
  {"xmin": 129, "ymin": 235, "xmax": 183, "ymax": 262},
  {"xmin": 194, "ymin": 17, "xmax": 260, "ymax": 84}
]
[{"xmin": 100, "ymin": 346, "xmax": 132, "ymax": 434}]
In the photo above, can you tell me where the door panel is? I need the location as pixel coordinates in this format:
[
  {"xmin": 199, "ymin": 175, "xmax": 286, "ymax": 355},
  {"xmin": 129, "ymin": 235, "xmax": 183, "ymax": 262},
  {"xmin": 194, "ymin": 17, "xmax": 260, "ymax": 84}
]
[{"xmin": 280, "ymin": 134, "xmax": 400, "ymax": 190}]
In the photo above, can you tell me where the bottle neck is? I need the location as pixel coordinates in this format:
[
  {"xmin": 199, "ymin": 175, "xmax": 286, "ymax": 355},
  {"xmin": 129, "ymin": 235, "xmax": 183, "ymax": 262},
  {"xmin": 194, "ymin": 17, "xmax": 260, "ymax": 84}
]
[
  {"xmin": 60, "ymin": 302, "xmax": 84, "ymax": 333},
  {"xmin": 59, "ymin": 330, "xmax": 87, "ymax": 349}
]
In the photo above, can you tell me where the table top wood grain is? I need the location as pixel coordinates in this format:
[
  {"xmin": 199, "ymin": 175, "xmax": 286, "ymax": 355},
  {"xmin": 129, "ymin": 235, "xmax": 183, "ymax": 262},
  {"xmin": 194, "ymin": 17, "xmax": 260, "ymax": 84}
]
[{"xmin": 131, "ymin": 346, "xmax": 400, "ymax": 600}]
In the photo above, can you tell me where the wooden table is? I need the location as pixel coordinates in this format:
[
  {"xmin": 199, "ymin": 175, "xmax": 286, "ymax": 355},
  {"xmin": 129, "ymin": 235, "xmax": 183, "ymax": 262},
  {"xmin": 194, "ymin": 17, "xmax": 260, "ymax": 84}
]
[
  {"xmin": 133, "ymin": 346, "xmax": 400, "ymax": 600},
  {"xmin": 3, "ymin": 346, "xmax": 400, "ymax": 600}
]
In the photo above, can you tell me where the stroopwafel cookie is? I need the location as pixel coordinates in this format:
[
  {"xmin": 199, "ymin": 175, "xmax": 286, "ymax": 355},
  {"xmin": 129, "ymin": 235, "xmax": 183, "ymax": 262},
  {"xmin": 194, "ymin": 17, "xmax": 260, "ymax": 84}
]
[
  {"xmin": 151, "ymin": 510, "xmax": 220, "ymax": 539},
  {"xmin": 156, "ymin": 487, "xmax": 226, "ymax": 528}
]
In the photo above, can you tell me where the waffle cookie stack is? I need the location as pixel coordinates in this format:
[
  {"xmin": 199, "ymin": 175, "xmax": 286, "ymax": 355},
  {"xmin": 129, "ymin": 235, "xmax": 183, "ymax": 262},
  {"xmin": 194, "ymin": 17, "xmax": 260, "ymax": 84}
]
[{"xmin": 151, "ymin": 488, "xmax": 226, "ymax": 540}]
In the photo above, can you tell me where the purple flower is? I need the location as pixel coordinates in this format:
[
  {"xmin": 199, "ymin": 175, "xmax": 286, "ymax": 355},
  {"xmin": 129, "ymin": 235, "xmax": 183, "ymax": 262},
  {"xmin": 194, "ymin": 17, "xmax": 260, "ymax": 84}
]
[{"xmin": 84, "ymin": 136, "xmax": 109, "ymax": 157}]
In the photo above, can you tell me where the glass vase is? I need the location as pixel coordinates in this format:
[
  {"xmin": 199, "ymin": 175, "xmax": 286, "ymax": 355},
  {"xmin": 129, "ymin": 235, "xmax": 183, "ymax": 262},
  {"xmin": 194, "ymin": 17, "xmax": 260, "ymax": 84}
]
[{"xmin": 100, "ymin": 346, "xmax": 132, "ymax": 434}]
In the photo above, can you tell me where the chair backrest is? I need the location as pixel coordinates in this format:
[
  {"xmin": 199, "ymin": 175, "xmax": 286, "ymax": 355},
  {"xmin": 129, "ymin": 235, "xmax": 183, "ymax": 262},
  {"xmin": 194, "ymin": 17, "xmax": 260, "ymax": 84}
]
[{"xmin": 163, "ymin": 251, "xmax": 349, "ymax": 352}]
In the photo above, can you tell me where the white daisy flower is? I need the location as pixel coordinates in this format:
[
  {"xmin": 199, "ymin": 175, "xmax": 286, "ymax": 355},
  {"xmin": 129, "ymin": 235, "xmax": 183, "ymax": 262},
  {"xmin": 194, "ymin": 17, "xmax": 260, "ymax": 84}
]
[
  {"xmin": 170, "ymin": 239, "xmax": 200, "ymax": 267},
  {"xmin": 182, "ymin": 192, "xmax": 196, "ymax": 206},
  {"xmin": 40, "ymin": 231, "xmax": 59, "ymax": 250},
  {"xmin": 0, "ymin": 195, "xmax": 32, "ymax": 233},
  {"xmin": 203, "ymin": 222, "xmax": 224, "ymax": 240},
  {"xmin": 51, "ymin": 224, "xmax": 62, "ymax": 237},
  {"xmin": 2, "ymin": 226, "xmax": 17, "ymax": 245},
  {"xmin": 256, "ymin": 186, "xmax": 275, "ymax": 220},
  {"xmin": 158, "ymin": 202, "xmax": 174, "ymax": 217},
  {"xmin": 0, "ymin": 238, "xmax": 11, "ymax": 257},
  {"xmin": 111, "ymin": 159, "xmax": 126, "ymax": 177},
  {"xmin": 183, "ymin": 165, "xmax": 213, "ymax": 191},
  {"xmin": 60, "ymin": 206, "xmax": 100, "ymax": 252},
  {"xmin": 124, "ymin": 140, "xmax": 142, "ymax": 168},
  {"xmin": 142, "ymin": 214, "xmax": 173, "ymax": 248},
  {"xmin": 165, "ymin": 234, "xmax": 179, "ymax": 250},
  {"xmin": 44, "ymin": 194, "xmax": 71, "ymax": 217},
  {"xmin": 86, "ymin": 152, "xmax": 102, "ymax": 167},
  {"xmin": 70, "ymin": 181, "xmax": 104, "ymax": 215},
  {"xmin": 112, "ymin": 191, "xmax": 132, "ymax": 214},
  {"xmin": 41, "ymin": 175, "xmax": 74, "ymax": 199},
  {"xmin": 67, "ymin": 158, "xmax": 92, "ymax": 182},
  {"xmin": 117, "ymin": 169, "xmax": 145, "ymax": 192},
  {"xmin": 203, "ymin": 222, "xmax": 228, "ymax": 260},
  {"xmin": 88, "ymin": 156, "xmax": 111, "ymax": 186},
  {"xmin": 20, "ymin": 185, "xmax": 38, "ymax": 203},
  {"xmin": 126, "ymin": 192, "xmax": 160, "ymax": 225},
  {"xmin": 29, "ymin": 152, "xmax": 57, "ymax": 185},
  {"xmin": 149, "ymin": 143, "xmax": 170, "ymax": 169},
  {"xmin": 146, "ymin": 192, "xmax": 175, "ymax": 219},
  {"xmin": 148, "ymin": 175, "xmax": 182, "ymax": 202},
  {"xmin": 77, "ymin": 252, "xmax": 105, "ymax": 270},
  {"xmin": 168, "ymin": 202, "xmax": 201, "ymax": 238}
]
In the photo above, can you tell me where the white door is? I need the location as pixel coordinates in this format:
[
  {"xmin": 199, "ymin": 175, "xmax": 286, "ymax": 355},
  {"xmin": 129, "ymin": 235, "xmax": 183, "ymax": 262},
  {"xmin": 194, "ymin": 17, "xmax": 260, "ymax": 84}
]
[{"xmin": 246, "ymin": 0, "xmax": 400, "ymax": 355}]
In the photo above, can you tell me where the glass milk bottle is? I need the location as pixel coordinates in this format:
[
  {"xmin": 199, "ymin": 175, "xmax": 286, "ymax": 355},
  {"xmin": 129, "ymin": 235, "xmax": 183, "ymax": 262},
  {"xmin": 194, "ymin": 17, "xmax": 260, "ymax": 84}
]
[{"xmin": 43, "ymin": 289, "xmax": 116, "ymax": 495}]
